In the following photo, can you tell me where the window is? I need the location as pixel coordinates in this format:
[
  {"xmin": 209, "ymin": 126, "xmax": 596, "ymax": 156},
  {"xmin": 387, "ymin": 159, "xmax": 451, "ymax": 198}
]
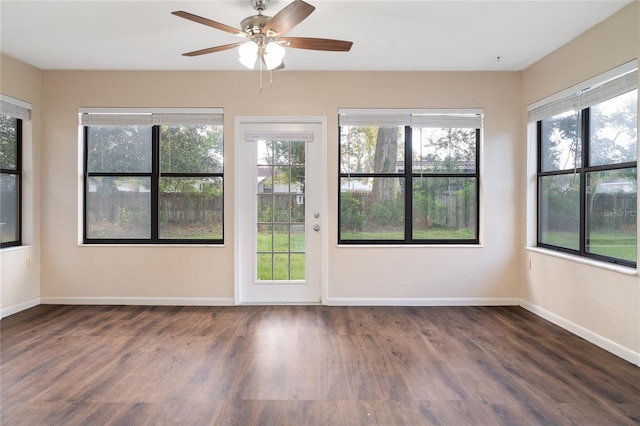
[
  {"xmin": 0, "ymin": 115, "xmax": 21, "ymax": 248},
  {"xmin": 535, "ymin": 68, "xmax": 637, "ymax": 267},
  {"xmin": 338, "ymin": 109, "xmax": 482, "ymax": 244},
  {"xmin": 81, "ymin": 109, "xmax": 224, "ymax": 244}
]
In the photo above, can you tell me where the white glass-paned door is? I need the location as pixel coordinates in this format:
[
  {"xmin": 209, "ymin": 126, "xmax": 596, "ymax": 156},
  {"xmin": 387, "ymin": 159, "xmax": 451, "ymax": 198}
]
[{"xmin": 236, "ymin": 119, "xmax": 324, "ymax": 304}]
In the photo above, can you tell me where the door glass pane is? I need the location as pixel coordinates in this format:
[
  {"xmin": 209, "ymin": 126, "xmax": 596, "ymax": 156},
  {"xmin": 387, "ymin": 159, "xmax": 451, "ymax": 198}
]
[{"xmin": 256, "ymin": 139, "xmax": 306, "ymax": 281}]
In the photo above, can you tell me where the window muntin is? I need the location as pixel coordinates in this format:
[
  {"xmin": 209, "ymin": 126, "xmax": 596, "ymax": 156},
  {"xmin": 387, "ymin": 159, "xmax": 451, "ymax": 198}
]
[
  {"xmin": 83, "ymin": 113, "xmax": 224, "ymax": 244},
  {"xmin": 0, "ymin": 115, "xmax": 21, "ymax": 247},
  {"xmin": 537, "ymin": 88, "xmax": 637, "ymax": 267},
  {"xmin": 338, "ymin": 111, "xmax": 481, "ymax": 245}
]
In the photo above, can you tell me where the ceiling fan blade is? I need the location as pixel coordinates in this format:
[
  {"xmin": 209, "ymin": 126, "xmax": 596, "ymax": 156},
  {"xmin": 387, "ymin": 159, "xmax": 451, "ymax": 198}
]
[
  {"xmin": 172, "ymin": 11, "xmax": 247, "ymax": 38},
  {"xmin": 263, "ymin": 0, "xmax": 315, "ymax": 37},
  {"xmin": 182, "ymin": 42, "xmax": 244, "ymax": 57},
  {"xmin": 280, "ymin": 37, "xmax": 353, "ymax": 52}
]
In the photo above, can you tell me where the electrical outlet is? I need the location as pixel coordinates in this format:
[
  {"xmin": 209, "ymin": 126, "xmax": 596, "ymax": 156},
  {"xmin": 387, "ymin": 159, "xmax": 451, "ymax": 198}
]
[
  {"xmin": 528, "ymin": 258, "xmax": 532, "ymax": 269},
  {"xmin": 25, "ymin": 258, "xmax": 31, "ymax": 269}
]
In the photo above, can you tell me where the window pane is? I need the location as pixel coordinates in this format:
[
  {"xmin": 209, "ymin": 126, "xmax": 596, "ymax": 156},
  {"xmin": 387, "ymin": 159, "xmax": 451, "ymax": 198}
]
[
  {"xmin": 340, "ymin": 126, "xmax": 404, "ymax": 174},
  {"xmin": 413, "ymin": 177, "xmax": 477, "ymax": 239},
  {"xmin": 257, "ymin": 254, "xmax": 273, "ymax": 280},
  {"xmin": 87, "ymin": 126, "xmax": 152, "ymax": 173},
  {"xmin": 291, "ymin": 224, "xmax": 305, "ymax": 252},
  {"xmin": 0, "ymin": 173, "xmax": 19, "ymax": 243},
  {"xmin": 86, "ymin": 176, "xmax": 151, "ymax": 239},
  {"xmin": 160, "ymin": 125, "xmax": 223, "ymax": 173},
  {"xmin": 540, "ymin": 111, "xmax": 581, "ymax": 172},
  {"xmin": 340, "ymin": 177, "xmax": 404, "ymax": 240},
  {"xmin": 273, "ymin": 254, "xmax": 289, "ymax": 280},
  {"xmin": 257, "ymin": 195, "xmax": 273, "ymax": 222},
  {"xmin": 586, "ymin": 168, "xmax": 636, "ymax": 262},
  {"xmin": 257, "ymin": 224, "xmax": 273, "ymax": 252},
  {"xmin": 0, "ymin": 115, "xmax": 18, "ymax": 170},
  {"xmin": 257, "ymin": 140, "xmax": 273, "ymax": 165},
  {"xmin": 589, "ymin": 90, "xmax": 637, "ymax": 167},
  {"xmin": 273, "ymin": 224, "xmax": 289, "ymax": 252},
  {"xmin": 273, "ymin": 195, "xmax": 291, "ymax": 222},
  {"xmin": 412, "ymin": 128, "xmax": 476, "ymax": 174},
  {"xmin": 290, "ymin": 254, "xmax": 305, "ymax": 280},
  {"xmin": 159, "ymin": 177, "xmax": 223, "ymax": 239},
  {"xmin": 290, "ymin": 141, "xmax": 305, "ymax": 165},
  {"xmin": 539, "ymin": 174, "xmax": 580, "ymax": 250}
]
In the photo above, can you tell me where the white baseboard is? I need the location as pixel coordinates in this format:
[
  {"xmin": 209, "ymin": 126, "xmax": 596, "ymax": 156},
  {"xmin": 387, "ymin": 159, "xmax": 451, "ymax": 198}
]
[
  {"xmin": 40, "ymin": 297, "xmax": 235, "ymax": 306},
  {"xmin": 324, "ymin": 297, "xmax": 520, "ymax": 306},
  {"xmin": 1, "ymin": 297, "xmax": 41, "ymax": 319},
  {"xmin": 520, "ymin": 300, "xmax": 640, "ymax": 367}
]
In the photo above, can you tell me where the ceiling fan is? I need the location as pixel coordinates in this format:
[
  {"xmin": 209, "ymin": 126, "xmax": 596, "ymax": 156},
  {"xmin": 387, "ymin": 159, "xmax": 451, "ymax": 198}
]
[{"xmin": 172, "ymin": 0, "xmax": 353, "ymax": 71}]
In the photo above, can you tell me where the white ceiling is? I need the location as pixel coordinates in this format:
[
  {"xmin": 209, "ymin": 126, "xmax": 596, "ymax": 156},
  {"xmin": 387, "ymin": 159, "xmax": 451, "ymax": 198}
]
[{"xmin": 0, "ymin": 0, "xmax": 634, "ymax": 72}]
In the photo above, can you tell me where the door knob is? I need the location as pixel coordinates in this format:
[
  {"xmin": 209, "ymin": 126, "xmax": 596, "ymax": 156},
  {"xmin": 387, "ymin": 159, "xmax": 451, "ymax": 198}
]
[{"xmin": 313, "ymin": 224, "xmax": 320, "ymax": 231}]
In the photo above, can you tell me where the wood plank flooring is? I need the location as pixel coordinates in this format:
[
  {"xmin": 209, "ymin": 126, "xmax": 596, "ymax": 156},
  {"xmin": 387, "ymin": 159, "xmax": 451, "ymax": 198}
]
[{"xmin": 1, "ymin": 305, "xmax": 639, "ymax": 425}]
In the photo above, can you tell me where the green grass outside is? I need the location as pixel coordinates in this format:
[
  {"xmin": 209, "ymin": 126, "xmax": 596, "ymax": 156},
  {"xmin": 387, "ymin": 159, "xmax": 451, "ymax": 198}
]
[
  {"xmin": 257, "ymin": 232, "xmax": 305, "ymax": 281},
  {"xmin": 542, "ymin": 230, "xmax": 636, "ymax": 262},
  {"xmin": 340, "ymin": 227, "xmax": 476, "ymax": 241}
]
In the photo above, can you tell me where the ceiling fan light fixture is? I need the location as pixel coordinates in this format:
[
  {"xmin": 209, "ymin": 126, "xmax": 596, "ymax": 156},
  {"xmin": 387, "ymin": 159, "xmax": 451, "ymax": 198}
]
[
  {"xmin": 264, "ymin": 41, "xmax": 285, "ymax": 70},
  {"xmin": 238, "ymin": 40, "xmax": 259, "ymax": 69}
]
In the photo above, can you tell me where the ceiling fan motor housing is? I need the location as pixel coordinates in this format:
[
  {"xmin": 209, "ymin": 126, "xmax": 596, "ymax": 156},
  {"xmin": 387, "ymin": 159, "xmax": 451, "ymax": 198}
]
[{"xmin": 241, "ymin": 14, "xmax": 271, "ymax": 36}]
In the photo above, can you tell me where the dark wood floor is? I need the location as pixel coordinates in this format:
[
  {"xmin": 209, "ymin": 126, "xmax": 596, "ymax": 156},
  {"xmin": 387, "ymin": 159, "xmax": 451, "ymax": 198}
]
[{"xmin": 1, "ymin": 305, "xmax": 639, "ymax": 425}]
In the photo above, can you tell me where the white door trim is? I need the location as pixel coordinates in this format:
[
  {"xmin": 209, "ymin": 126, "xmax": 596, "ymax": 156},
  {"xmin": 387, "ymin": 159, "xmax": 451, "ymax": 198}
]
[{"xmin": 234, "ymin": 116, "xmax": 328, "ymax": 305}]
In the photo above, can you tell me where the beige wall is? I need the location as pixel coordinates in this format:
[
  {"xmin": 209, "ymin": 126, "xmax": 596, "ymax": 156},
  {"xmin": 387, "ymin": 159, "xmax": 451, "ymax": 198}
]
[
  {"xmin": 0, "ymin": 54, "xmax": 42, "ymax": 316},
  {"xmin": 521, "ymin": 2, "xmax": 640, "ymax": 363},
  {"xmin": 39, "ymin": 70, "xmax": 522, "ymax": 304}
]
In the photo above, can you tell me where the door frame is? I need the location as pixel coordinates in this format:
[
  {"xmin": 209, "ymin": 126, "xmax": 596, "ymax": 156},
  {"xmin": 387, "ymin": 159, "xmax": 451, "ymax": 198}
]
[{"xmin": 234, "ymin": 116, "xmax": 328, "ymax": 305}]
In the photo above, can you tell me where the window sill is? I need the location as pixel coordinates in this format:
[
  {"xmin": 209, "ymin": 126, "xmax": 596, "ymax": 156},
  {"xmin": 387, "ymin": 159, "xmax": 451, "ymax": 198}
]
[
  {"xmin": 337, "ymin": 244, "xmax": 484, "ymax": 249},
  {"xmin": 1, "ymin": 245, "xmax": 32, "ymax": 253},
  {"xmin": 525, "ymin": 246, "xmax": 637, "ymax": 276},
  {"xmin": 78, "ymin": 244, "xmax": 226, "ymax": 248}
]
